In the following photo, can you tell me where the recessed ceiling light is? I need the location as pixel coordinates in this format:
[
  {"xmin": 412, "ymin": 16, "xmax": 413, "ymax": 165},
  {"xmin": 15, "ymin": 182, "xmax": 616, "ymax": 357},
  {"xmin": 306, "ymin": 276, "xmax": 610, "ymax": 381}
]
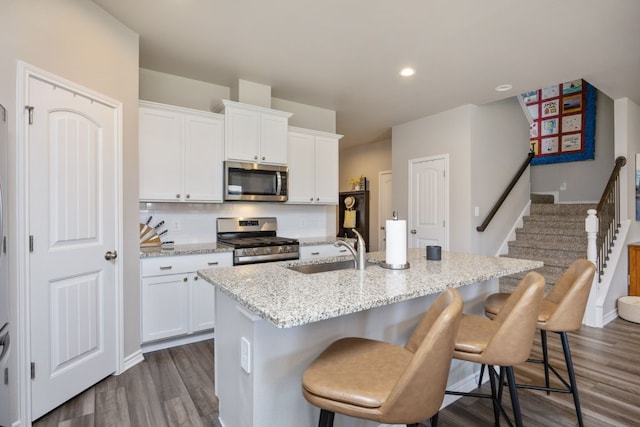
[
  {"xmin": 495, "ymin": 84, "xmax": 513, "ymax": 92},
  {"xmin": 400, "ymin": 67, "xmax": 415, "ymax": 77}
]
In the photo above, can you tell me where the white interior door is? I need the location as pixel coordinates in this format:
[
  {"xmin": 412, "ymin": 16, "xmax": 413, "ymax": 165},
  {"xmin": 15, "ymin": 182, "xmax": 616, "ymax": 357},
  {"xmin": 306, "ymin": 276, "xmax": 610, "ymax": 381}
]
[
  {"xmin": 378, "ymin": 170, "xmax": 393, "ymax": 251},
  {"xmin": 27, "ymin": 74, "xmax": 119, "ymax": 420},
  {"xmin": 408, "ymin": 156, "xmax": 448, "ymax": 249}
]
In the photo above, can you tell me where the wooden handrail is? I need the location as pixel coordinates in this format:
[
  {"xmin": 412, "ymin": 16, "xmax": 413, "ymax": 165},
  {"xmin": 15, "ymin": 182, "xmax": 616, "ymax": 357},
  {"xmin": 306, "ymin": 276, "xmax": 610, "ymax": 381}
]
[
  {"xmin": 596, "ymin": 156, "xmax": 626, "ymax": 214},
  {"xmin": 476, "ymin": 150, "xmax": 535, "ymax": 232}
]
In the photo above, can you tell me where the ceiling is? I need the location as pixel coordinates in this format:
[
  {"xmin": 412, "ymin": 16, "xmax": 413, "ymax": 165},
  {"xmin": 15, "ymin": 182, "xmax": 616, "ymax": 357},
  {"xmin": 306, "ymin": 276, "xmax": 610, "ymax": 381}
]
[{"xmin": 93, "ymin": 0, "xmax": 640, "ymax": 149}]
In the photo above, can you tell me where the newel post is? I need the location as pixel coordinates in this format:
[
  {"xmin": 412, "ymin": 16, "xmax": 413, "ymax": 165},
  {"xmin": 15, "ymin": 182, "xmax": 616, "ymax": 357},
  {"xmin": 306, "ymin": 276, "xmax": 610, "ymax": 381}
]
[{"xmin": 586, "ymin": 209, "xmax": 598, "ymax": 265}]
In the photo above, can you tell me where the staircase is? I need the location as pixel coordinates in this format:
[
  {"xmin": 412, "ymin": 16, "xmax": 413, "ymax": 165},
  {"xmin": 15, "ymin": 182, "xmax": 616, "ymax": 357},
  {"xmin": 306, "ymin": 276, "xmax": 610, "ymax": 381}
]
[{"xmin": 500, "ymin": 197, "xmax": 596, "ymax": 293}]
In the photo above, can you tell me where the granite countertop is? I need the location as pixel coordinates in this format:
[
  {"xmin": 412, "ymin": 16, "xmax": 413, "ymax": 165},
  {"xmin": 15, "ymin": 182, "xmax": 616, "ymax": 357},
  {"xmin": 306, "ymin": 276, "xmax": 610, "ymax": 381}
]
[
  {"xmin": 198, "ymin": 248, "xmax": 543, "ymax": 329},
  {"xmin": 296, "ymin": 236, "xmax": 355, "ymax": 246},
  {"xmin": 140, "ymin": 242, "xmax": 233, "ymax": 258}
]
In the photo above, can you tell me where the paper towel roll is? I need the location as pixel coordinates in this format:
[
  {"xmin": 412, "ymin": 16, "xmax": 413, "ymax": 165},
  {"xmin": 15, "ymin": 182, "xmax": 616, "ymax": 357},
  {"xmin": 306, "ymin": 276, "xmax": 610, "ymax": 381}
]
[{"xmin": 385, "ymin": 219, "xmax": 407, "ymax": 265}]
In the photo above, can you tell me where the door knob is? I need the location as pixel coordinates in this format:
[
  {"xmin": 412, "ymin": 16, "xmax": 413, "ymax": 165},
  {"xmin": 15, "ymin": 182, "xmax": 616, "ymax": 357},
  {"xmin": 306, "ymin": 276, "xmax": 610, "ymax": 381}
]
[
  {"xmin": 104, "ymin": 250, "xmax": 118, "ymax": 260},
  {"xmin": 410, "ymin": 230, "xmax": 417, "ymax": 234}
]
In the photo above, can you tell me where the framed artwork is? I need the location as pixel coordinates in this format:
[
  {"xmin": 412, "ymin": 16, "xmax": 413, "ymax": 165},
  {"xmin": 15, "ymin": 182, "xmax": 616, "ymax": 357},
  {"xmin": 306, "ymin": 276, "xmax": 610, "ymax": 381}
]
[{"xmin": 522, "ymin": 79, "xmax": 597, "ymax": 165}]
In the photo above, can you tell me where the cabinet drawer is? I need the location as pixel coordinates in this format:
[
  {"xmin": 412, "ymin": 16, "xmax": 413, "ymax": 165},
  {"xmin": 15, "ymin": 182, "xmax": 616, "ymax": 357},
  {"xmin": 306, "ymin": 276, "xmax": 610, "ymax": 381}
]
[
  {"xmin": 300, "ymin": 244, "xmax": 352, "ymax": 259},
  {"xmin": 142, "ymin": 252, "xmax": 233, "ymax": 277}
]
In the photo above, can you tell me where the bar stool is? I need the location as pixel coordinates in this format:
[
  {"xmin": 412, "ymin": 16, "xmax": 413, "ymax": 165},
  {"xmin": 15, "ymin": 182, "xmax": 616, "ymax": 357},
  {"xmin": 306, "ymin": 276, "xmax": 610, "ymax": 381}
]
[
  {"xmin": 483, "ymin": 259, "xmax": 595, "ymax": 427},
  {"xmin": 302, "ymin": 288, "xmax": 463, "ymax": 427},
  {"xmin": 446, "ymin": 271, "xmax": 545, "ymax": 427}
]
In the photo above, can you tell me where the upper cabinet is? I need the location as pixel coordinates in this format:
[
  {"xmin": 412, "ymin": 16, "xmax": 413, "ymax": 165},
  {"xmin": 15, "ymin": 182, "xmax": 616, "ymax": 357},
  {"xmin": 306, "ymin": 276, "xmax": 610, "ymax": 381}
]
[
  {"xmin": 221, "ymin": 100, "xmax": 292, "ymax": 165},
  {"xmin": 139, "ymin": 101, "xmax": 224, "ymax": 203},
  {"xmin": 287, "ymin": 127, "xmax": 342, "ymax": 204}
]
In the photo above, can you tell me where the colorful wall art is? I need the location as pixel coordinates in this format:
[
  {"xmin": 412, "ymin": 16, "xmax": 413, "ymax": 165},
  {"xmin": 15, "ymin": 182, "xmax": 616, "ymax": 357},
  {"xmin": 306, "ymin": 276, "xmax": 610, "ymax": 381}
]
[{"xmin": 522, "ymin": 79, "xmax": 597, "ymax": 165}]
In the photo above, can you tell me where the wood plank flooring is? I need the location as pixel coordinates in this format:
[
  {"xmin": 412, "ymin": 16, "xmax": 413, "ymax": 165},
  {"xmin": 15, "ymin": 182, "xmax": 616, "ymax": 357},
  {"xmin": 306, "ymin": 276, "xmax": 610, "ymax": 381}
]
[{"xmin": 34, "ymin": 318, "xmax": 640, "ymax": 426}]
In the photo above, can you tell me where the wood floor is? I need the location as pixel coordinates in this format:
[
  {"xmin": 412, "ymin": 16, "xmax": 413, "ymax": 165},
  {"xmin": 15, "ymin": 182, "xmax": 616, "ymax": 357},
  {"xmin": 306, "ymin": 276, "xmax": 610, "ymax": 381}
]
[{"xmin": 34, "ymin": 318, "xmax": 640, "ymax": 426}]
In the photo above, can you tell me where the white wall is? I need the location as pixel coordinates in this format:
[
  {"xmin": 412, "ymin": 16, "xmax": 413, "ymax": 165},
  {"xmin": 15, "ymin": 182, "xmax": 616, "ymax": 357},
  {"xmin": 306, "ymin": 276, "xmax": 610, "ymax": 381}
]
[
  {"xmin": 471, "ymin": 97, "xmax": 531, "ymax": 255},
  {"xmin": 272, "ymin": 97, "xmax": 336, "ymax": 133},
  {"xmin": 606, "ymin": 98, "xmax": 640, "ymax": 315},
  {"xmin": 0, "ymin": 1, "xmax": 140, "ymax": 424},
  {"xmin": 392, "ymin": 105, "xmax": 474, "ymax": 251},
  {"xmin": 339, "ymin": 139, "xmax": 392, "ymax": 251},
  {"xmin": 530, "ymin": 90, "xmax": 615, "ymax": 203}
]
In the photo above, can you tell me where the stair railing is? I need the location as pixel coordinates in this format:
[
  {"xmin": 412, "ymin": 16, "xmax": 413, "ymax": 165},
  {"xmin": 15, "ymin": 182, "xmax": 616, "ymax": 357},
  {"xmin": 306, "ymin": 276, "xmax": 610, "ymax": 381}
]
[
  {"xmin": 588, "ymin": 156, "xmax": 626, "ymax": 281},
  {"xmin": 477, "ymin": 150, "xmax": 535, "ymax": 232}
]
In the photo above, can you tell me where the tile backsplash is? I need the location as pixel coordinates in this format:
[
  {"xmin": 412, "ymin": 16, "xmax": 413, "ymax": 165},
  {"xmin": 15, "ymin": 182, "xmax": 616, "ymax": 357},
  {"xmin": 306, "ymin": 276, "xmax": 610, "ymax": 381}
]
[{"xmin": 139, "ymin": 202, "xmax": 336, "ymax": 244}]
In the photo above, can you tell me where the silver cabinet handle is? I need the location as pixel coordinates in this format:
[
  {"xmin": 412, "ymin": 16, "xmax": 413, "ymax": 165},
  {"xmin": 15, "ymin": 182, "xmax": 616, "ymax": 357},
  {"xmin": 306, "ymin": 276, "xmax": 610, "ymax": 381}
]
[
  {"xmin": 186, "ymin": 194, "xmax": 190, "ymax": 199},
  {"xmin": 176, "ymin": 194, "xmax": 180, "ymax": 199},
  {"xmin": 254, "ymin": 155, "xmax": 258, "ymax": 160},
  {"xmin": 338, "ymin": 249, "xmax": 347, "ymax": 253},
  {"xmin": 208, "ymin": 261, "xmax": 219, "ymax": 266},
  {"xmin": 262, "ymin": 156, "xmax": 265, "ymax": 161},
  {"xmin": 159, "ymin": 266, "xmax": 173, "ymax": 270},
  {"xmin": 311, "ymin": 251, "xmax": 320, "ymax": 256},
  {"xmin": 183, "ymin": 277, "xmax": 188, "ymax": 283},
  {"xmin": 104, "ymin": 250, "xmax": 118, "ymax": 260},
  {"xmin": 410, "ymin": 230, "xmax": 417, "ymax": 234},
  {"xmin": 380, "ymin": 226, "xmax": 385, "ymax": 230},
  {"xmin": 193, "ymin": 276, "xmax": 199, "ymax": 281}
]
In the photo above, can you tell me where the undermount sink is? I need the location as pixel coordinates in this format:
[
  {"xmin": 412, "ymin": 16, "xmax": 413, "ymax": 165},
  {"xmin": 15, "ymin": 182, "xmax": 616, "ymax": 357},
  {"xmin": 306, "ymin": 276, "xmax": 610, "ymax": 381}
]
[{"xmin": 286, "ymin": 259, "xmax": 357, "ymax": 274}]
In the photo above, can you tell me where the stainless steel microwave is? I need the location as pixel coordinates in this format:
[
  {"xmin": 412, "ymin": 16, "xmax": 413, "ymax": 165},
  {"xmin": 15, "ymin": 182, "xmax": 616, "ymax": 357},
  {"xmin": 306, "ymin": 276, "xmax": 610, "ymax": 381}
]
[{"xmin": 224, "ymin": 161, "xmax": 288, "ymax": 202}]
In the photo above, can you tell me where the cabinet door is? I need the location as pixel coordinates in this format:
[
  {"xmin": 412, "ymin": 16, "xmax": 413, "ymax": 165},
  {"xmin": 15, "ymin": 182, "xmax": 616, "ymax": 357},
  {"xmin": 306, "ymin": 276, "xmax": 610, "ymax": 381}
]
[
  {"xmin": 142, "ymin": 273, "xmax": 189, "ymax": 342},
  {"xmin": 225, "ymin": 107, "xmax": 259, "ymax": 162},
  {"xmin": 287, "ymin": 132, "xmax": 315, "ymax": 203},
  {"xmin": 314, "ymin": 136, "xmax": 339, "ymax": 204},
  {"xmin": 139, "ymin": 107, "xmax": 183, "ymax": 201},
  {"xmin": 191, "ymin": 274, "xmax": 215, "ymax": 332},
  {"xmin": 260, "ymin": 113, "xmax": 289, "ymax": 164},
  {"xmin": 185, "ymin": 115, "xmax": 224, "ymax": 202}
]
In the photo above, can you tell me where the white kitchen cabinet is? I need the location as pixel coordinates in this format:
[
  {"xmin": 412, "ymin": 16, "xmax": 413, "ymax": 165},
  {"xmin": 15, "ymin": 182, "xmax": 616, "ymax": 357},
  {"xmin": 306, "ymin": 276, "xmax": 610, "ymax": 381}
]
[
  {"xmin": 287, "ymin": 127, "xmax": 342, "ymax": 204},
  {"xmin": 141, "ymin": 252, "xmax": 232, "ymax": 346},
  {"xmin": 222, "ymin": 100, "xmax": 292, "ymax": 165},
  {"xmin": 300, "ymin": 243, "xmax": 352, "ymax": 259},
  {"xmin": 139, "ymin": 101, "xmax": 224, "ymax": 202}
]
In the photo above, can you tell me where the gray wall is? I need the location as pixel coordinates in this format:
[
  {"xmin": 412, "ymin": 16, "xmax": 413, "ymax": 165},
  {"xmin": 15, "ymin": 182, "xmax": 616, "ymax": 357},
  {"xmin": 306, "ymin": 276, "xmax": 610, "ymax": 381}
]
[
  {"xmin": 392, "ymin": 105, "xmax": 474, "ymax": 251},
  {"xmin": 530, "ymin": 91, "xmax": 615, "ymax": 202},
  {"xmin": 470, "ymin": 97, "xmax": 531, "ymax": 255},
  {"xmin": 0, "ymin": 1, "xmax": 140, "ymax": 422}
]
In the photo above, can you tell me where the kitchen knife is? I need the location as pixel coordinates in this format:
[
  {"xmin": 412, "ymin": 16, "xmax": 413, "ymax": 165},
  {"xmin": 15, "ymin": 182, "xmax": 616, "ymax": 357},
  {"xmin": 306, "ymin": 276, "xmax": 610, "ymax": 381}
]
[
  {"xmin": 158, "ymin": 229, "xmax": 168, "ymax": 237},
  {"xmin": 145, "ymin": 216, "xmax": 153, "ymax": 225},
  {"xmin": 153, "ymin": 220, "xmax": 165, "ymax": 230}
]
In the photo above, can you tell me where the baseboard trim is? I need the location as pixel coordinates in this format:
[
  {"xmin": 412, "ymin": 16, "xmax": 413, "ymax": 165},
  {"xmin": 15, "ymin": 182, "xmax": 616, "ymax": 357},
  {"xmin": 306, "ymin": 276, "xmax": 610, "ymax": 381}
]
[
  {"xmin": 122, "ymin": 349, "xmax": 145, "ymax": 372},
  {"xmin": 603, "ymin": 309, "xmax": 618, "ymax": 326},
  {"xmin": 141, "ymin": 331, "xmax": 215, "ymax": 354}
]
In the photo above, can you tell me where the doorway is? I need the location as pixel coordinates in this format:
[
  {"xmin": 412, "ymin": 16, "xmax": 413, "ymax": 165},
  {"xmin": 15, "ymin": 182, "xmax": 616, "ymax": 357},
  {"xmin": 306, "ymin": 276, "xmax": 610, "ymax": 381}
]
[{"xmin": 17, "ymin": 62, "xmax": 123, "ymax": 422}]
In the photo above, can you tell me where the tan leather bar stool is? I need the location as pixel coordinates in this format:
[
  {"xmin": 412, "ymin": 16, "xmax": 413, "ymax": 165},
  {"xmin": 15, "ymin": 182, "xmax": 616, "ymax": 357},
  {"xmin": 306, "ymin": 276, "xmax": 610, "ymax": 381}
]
[
  {"xmin": 302, "ymin": 288, "xmax": 463, "ymax": 427},
  {"xmin": 446, "ymin": 271, "xmax": 545, "ymax": 427},
  {"xmin": 482, "ymin": 259, "xmax": 595, "ymax": 427}
]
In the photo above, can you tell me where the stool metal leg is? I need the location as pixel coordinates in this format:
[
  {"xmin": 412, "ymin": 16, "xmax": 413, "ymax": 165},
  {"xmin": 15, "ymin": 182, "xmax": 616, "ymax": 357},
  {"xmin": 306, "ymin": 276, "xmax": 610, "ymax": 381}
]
[
  {"xmin": 541, "ymin": 330, "xmax": 550, "ymax": 395},
  {"xmin": 487, "ymin": 366, "xmax": 502, "ymax": 427},
  {"xmin": 560, "ymin": 331, "xmax": 584, "ymax": 427},
  {"xmin": 505, "ymin": 366, "xmax": 523, "ymax": 427},
  {"xmin": 478, "ymin": 363, "xmax": 485, "ymax": 388},
  {"xmin": 318, "ymin": 409, "xmax": 335, "ymax": 427}
]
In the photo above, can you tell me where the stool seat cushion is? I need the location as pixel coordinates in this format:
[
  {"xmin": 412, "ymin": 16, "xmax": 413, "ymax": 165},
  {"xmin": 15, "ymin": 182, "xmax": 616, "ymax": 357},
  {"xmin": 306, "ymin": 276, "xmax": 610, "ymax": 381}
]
[
  {"xmin": 302, "ymin": 337, "xmax": 412, "ymax": 409},
  {"xmin": 453, "ymin": 314, "xmax": 496, "ymax": 355},
  {"xmin": 485, "ymin": 292, "xmax": 557, "ymax": 325}
]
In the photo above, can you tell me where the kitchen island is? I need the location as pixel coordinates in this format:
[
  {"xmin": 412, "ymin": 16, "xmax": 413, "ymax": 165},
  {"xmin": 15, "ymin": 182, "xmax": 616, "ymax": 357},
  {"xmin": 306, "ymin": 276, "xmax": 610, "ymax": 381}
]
[{"xmin": 198, "ymin": 249, "xmax": 542, "ymax": 427}]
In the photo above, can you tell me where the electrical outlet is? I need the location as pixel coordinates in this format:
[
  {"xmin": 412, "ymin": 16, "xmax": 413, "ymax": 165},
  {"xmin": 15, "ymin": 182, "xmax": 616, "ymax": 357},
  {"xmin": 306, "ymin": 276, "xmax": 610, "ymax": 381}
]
[
  {"xmin": 172, "ymin": 220, "xmax": 181, "ymax": 231},
  {"xmin": 240, "ymin": 337, "xmax": 251, "ymax": 373},
  {"xmin": 560, "ymin": 182, "xmax": 567, "ymax": 191},
  {"xmin": 474, "ymin": 207, "xmax": 480, "ymax": 217}
]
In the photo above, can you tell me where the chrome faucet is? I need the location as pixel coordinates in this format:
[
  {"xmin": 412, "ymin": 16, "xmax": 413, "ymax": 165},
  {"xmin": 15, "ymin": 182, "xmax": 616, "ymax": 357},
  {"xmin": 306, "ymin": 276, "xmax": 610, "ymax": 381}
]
[{"xmin": 334, "ymin": 229, "xmax": 366, "ymax": 270}]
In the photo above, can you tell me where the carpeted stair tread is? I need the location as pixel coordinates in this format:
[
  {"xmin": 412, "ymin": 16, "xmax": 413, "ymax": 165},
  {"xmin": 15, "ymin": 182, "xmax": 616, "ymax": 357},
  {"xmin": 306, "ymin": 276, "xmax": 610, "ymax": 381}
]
[{"xmin": 499, "ymin": 201, "xmax": 591, "ymax": 293}]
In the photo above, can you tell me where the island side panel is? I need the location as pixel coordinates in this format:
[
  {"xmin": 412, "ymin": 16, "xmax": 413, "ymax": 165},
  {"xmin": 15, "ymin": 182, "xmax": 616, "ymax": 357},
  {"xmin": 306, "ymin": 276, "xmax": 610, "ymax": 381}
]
[{"xmin": 215, "ymin": 280, "xmax": 498, "ymax": 427}]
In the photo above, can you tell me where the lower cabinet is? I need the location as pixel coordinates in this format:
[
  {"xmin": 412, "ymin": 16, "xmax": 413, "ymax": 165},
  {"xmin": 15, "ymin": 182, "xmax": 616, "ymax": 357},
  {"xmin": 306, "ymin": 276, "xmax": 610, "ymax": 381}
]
[
  {"xmin": 141, "ymin": 252, "xmax": 232, "ymax": 345},
  {"xmin": 300, "ymin": 243, "xmax": 352, "ymax": 259}
]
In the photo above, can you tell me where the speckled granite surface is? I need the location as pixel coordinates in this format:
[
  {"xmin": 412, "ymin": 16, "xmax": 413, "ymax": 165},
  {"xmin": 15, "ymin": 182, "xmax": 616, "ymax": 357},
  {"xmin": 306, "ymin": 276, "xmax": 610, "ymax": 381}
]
[
  {"xmin": 140, "ymin": 242, "xmax": 233, "ymax": 258},
  {"xmin": 198, "ymin": 248, "xmax": 543, "ymax": 328}
]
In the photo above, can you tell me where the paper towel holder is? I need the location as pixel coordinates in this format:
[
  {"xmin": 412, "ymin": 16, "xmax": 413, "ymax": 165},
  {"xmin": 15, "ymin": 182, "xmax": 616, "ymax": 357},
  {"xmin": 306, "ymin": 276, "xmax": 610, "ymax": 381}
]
[
  {"xmin": 378, "ymin": 260, "xmax": 410, "ymax": 270},
  {"xmin": 378, "ymin": 211, "xmax": 410, "ymax": 270}
]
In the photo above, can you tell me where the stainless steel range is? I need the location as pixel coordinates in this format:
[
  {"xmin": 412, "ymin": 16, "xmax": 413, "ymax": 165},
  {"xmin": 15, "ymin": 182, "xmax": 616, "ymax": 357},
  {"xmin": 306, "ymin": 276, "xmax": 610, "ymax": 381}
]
[{"xmin": 216, "ymin": 217, "xmax": 299, "ymax": 265}]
